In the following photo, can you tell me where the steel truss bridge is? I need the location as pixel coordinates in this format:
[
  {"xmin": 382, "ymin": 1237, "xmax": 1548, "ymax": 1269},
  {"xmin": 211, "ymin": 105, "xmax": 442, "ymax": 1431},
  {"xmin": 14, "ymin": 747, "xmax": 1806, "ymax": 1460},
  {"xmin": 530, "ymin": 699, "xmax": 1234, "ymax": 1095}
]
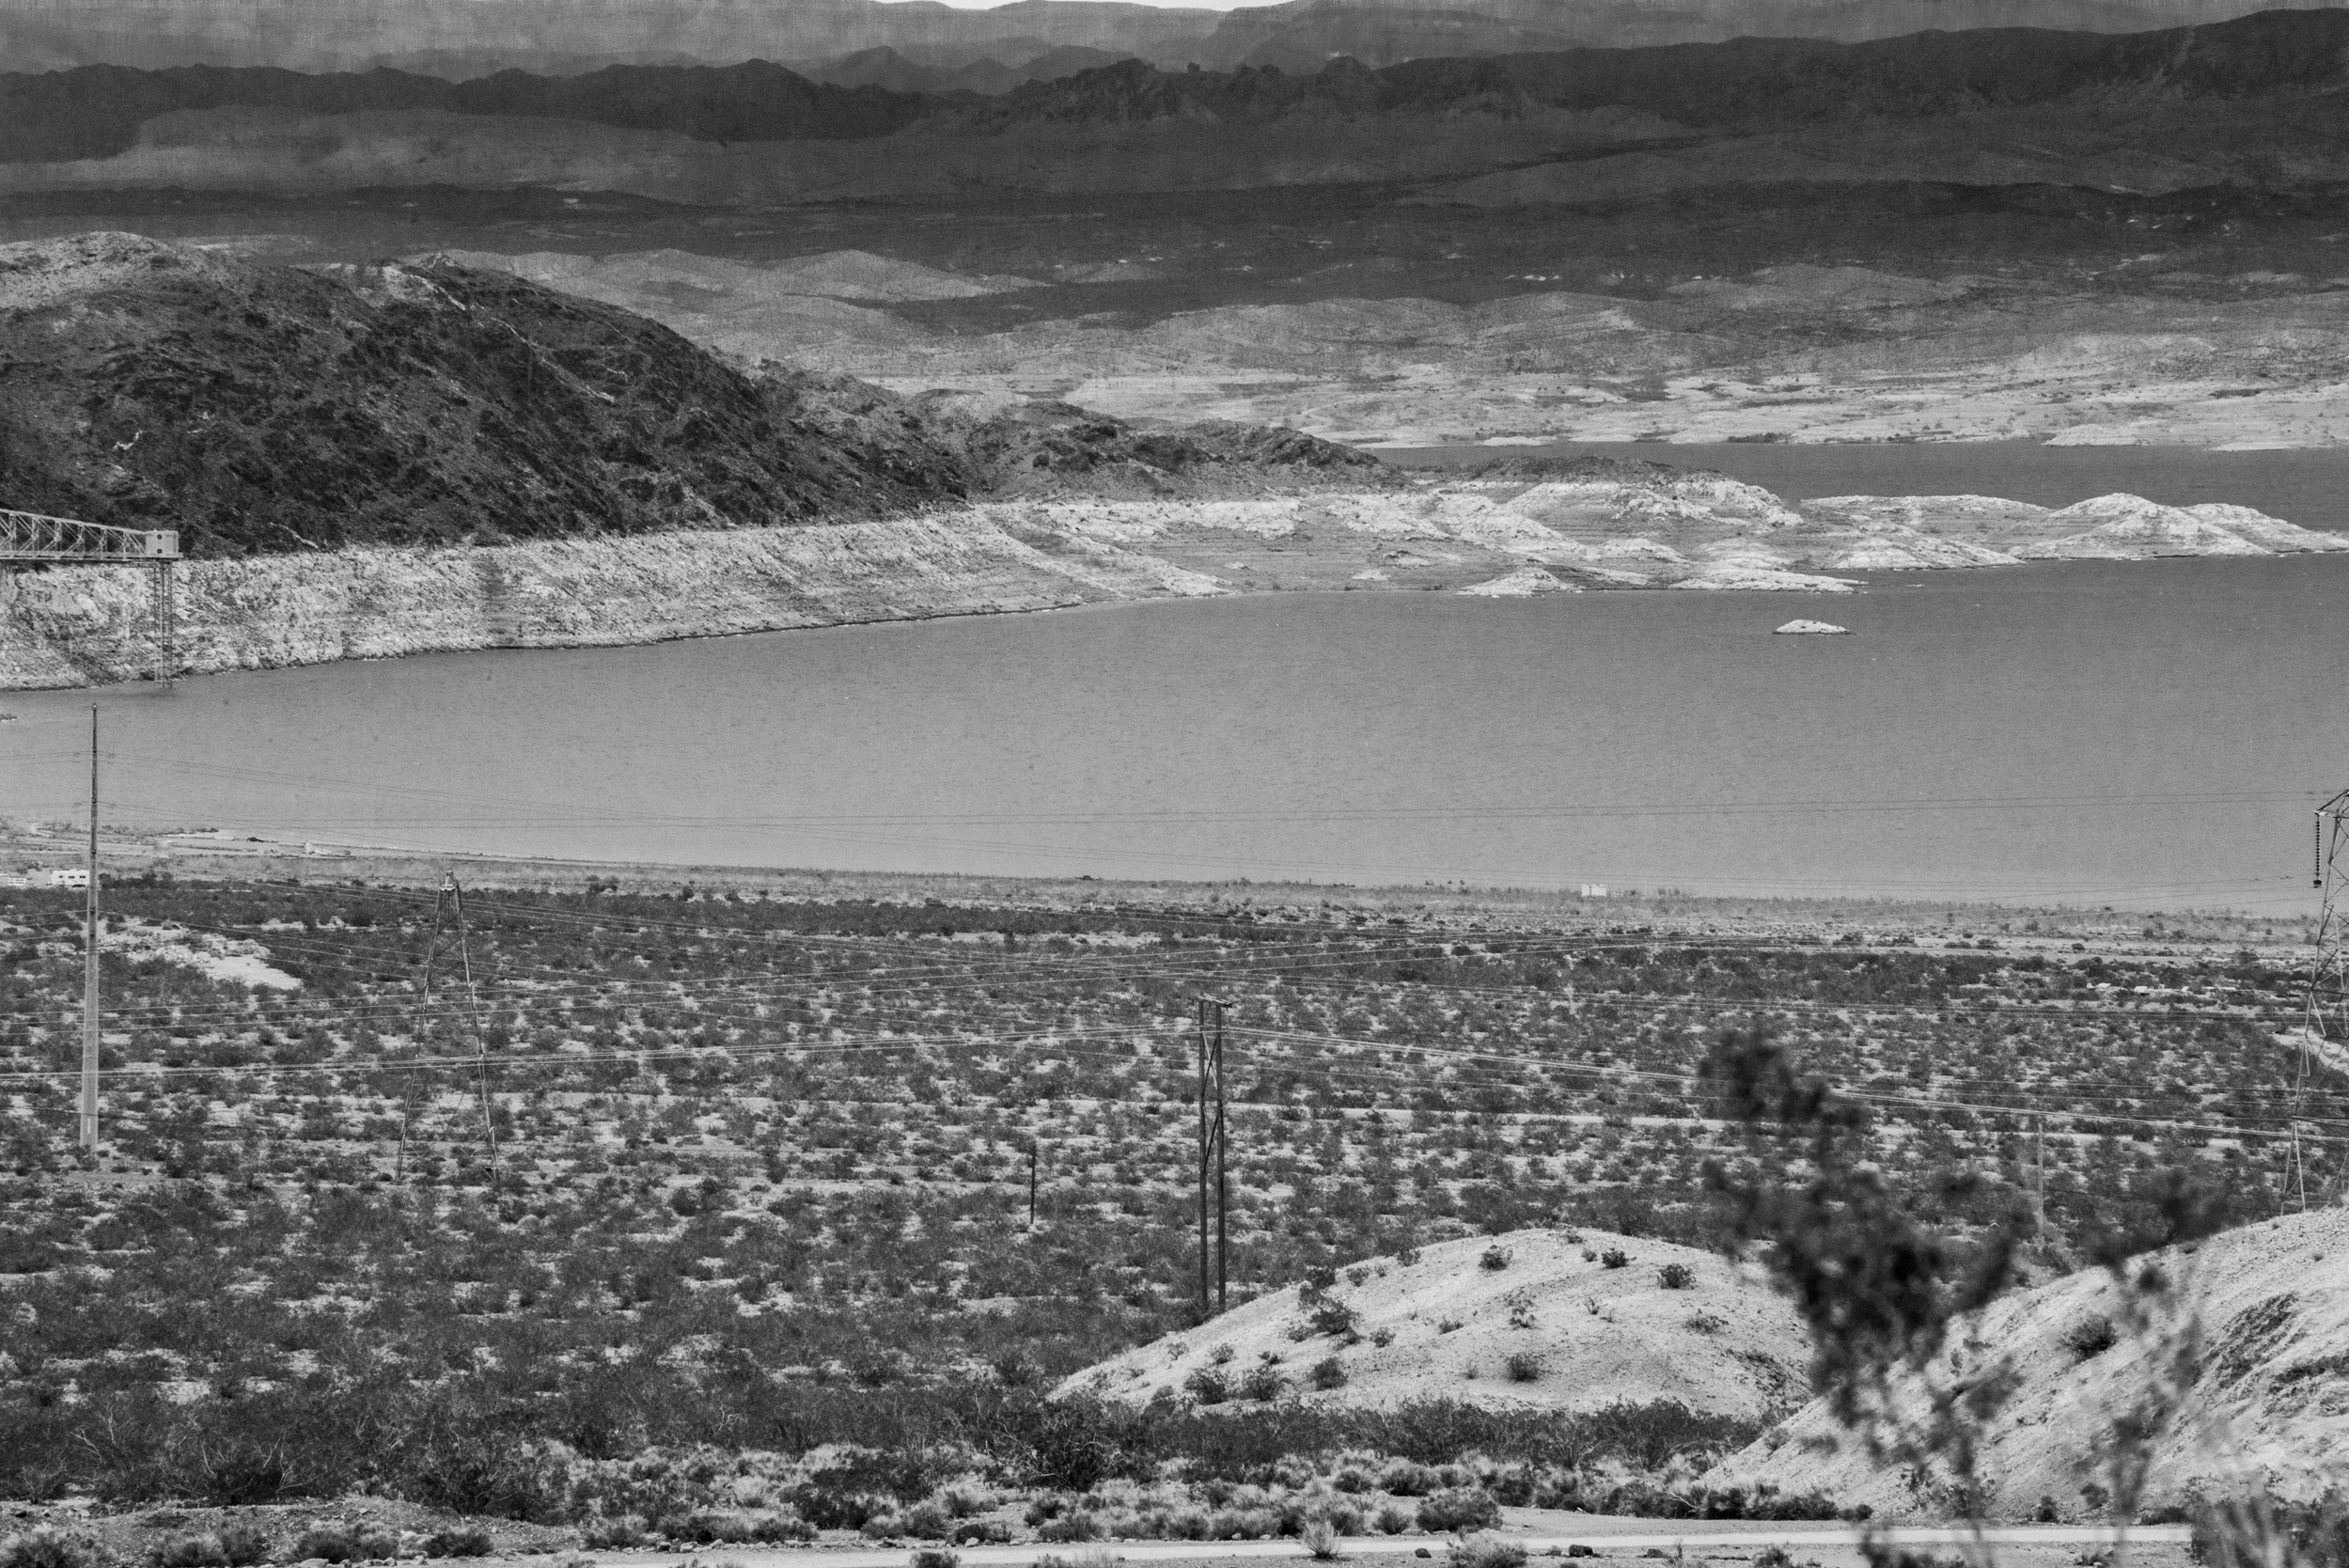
[{"xmin": 0, "ymin": 509, "xmax": 181, "ymax": 682}]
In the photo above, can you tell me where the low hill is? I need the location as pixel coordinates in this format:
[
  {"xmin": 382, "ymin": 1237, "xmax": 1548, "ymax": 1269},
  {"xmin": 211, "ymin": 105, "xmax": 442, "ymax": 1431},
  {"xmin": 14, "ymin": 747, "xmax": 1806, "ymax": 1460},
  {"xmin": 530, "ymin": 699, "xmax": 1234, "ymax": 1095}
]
[
  {"xmin": 1710, "ymin": 1208, "xmax": 2349, "ymax": 1520},
  {"xmin": 0, "ymin": 232, "xmax": 1385, "ymax": 558},
  {"xmin": 1057, "ymin": 1228, "xmax": 1813, "ymax": 1421},
  {"xmin": 0, "ymin": 231, "xmax": 973, "ymax": 556}
]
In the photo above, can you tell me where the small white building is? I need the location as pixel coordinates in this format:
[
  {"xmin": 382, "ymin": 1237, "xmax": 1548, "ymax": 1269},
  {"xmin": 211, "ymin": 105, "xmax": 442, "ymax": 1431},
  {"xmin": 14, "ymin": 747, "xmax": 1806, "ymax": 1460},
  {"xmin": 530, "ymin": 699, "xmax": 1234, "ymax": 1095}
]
[
  {"xmin": 45, "ymin": 867, "xmax": 88, "ymax": 888},
  {"xmin": 1577, "ymin": 883, "xmax": 1608, "ymax": 899}
]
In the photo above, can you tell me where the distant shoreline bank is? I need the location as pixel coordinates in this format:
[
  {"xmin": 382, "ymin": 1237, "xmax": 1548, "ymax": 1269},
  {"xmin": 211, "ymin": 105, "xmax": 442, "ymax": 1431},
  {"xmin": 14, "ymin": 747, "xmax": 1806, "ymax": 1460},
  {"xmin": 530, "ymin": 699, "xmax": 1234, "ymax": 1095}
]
[{"xmin": 1, "ymin": 480, "xmax": 2343, "ymax": 690}]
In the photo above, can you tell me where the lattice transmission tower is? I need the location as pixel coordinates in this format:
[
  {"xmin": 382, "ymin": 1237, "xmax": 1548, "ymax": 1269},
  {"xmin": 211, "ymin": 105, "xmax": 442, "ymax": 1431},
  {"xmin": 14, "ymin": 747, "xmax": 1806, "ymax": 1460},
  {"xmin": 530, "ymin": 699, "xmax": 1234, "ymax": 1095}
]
[
  {"xmin": 2293, "ymin": 789, "xmax": 2349, "ymax": 1208},
  {"xmin": 421, "ymin": 872, "xmax": 498, "ymax": 1178},
  {"xmin": 2310, "ymin": 790, "xmax": 2349, "ymax": 1046}
]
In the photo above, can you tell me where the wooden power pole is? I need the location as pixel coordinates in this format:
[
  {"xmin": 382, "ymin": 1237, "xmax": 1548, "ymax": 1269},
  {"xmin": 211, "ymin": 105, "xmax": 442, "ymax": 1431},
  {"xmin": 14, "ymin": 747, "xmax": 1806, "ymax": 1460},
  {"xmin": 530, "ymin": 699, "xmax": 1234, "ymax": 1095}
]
[
  {"xmin": 1214, "ymin": 1004, "xmax": 1229, "ymax": 1315},
  {"xmin": 78, "ymin": 706, "xmax": 100, "ymax": 1150}
]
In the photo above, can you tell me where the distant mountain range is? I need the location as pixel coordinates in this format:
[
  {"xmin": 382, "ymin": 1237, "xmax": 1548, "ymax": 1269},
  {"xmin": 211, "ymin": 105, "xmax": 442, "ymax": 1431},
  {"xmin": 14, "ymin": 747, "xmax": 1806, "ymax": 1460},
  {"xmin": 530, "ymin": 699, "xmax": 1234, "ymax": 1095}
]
[
  {"xmin": 2, "ymin": 0, "xmax": 2344, "ymax": 79},
  {"xmin": 5, "ymin": 8, "xmax": 2340, "ymax": 167}
]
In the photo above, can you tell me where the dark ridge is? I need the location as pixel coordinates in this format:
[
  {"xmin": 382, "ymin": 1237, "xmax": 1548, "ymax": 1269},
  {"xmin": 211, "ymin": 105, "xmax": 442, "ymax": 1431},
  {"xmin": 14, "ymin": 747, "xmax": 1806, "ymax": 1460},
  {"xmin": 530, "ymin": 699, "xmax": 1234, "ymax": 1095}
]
[
  {"xmin": 951, "ymin": 55, "xmax": 1390, "ymax": 129},
  {"xmin": 0, "ymin": 233, "xmax": 973, "ymax": 556},
  {"xmin": 1464, "ymin": 454, "xmax": 1723, "ymax": 484},
  {"xmin": 0, "ymin": 235, "xmax": 1387, "ymax": 557},
  {"xmin": 963, "ymin": 8, "xmax": 2349, "ymax": 129},
  {"xmin": 443, "ymin": 58, "xmax": 938, "ymax": 142},
  {"xmin": 1377, "ymin": 8, "xmax": 2349, "ymax": 124},
  {"xmin": 925, "ymin": 398, "xmax": 1393, "ymax": 497},
  {"xmin": 0, "ymin": 64, "xmax": 455, "ymax": 164},
  {"xmin": 0, "ymin": 58, "xmax": 938, "ymax": 165},
  {"xmin": 0, "ymin": 8, "xmax": 2340, "ymax": 167}
]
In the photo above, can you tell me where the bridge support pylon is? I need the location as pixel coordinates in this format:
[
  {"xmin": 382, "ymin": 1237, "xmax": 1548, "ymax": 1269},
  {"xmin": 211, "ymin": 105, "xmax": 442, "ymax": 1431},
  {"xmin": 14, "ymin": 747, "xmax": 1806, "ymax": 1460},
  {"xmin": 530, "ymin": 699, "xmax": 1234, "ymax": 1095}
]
[{"xmin": 0, "ymin": 509, "xmax": 181, "ymax": 686}]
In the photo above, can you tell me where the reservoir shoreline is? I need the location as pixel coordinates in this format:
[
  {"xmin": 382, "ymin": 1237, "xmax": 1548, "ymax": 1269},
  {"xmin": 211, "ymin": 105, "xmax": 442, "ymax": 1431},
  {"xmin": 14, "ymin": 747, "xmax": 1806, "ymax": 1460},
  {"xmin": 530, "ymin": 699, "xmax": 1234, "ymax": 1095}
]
[{"xmin": 4, "ymin": 481, "xmax": 2343, "ymax": 691}]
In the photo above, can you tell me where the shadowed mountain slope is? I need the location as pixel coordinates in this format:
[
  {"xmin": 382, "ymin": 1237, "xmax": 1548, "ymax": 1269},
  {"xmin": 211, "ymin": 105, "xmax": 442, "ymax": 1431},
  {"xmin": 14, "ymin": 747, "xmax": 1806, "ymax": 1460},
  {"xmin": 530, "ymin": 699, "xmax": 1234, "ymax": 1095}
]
[
  {"xmin": 0, "ymin": 233, "xmax": 1384, "ymax": 558},
  {"xmin": 796, "ymin": 44, "xmax": 1139, "ymax": 96},
  {"xmin": 7, "ymin": 8, "xmax": 2344, "ymax": 174},
  {"xmin": 1, "ymin": 0, "xmax": 2341, "ymax": 77},
  {"xmin": 0, "ymin": 60, "xmax": 936, "ymax": 165},
  {"xmin": 0, "ymin": 232, "xmax": 975, "ymax": 556},
  {"xmin": 973, "ymin": 9, "xmax": 2349, "ymax": 130}
]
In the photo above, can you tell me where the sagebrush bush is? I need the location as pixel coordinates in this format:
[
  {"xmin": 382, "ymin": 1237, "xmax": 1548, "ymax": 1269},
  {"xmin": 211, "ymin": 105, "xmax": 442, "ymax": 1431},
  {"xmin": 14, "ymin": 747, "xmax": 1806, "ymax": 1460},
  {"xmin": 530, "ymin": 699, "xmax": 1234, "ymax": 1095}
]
[
  {"xmin": 1239, "ymin": 1361, "xmax": 1287, "ymax": 1402},
  {"xmin": 1504, "ymin": 1353, "xmax": 1543, "ymax": 1384},
  {"xmin": 3, "ymin": 1531, "xmax": 98, "ymax": 1568},
  {"xmin": 152, "ymin": 1534, "xmax": 231, "ymax": 1568},
  {"xmin": 213, "ymin": 1528, "xmax": 266, "ymax": 1568},
  {"xmin": 908, "ymin": 1549, "xmax": 961, "ymax": 1568},
  {"xmin": 1309, "ymin": 1357, "xmax": 1348, "ymax": 1391},
  {"xmin": 1448, "ymin": 1535, "xmax": 1527, "ymax": 1568},
  {"xmin": 664, "ymin": 1511, "xmax": 753, "ymax": 1545},
  {"xmin": 898, "ymin": 1503, "xmax": 953, "ymax": 1542},
  {"xmin": 424, "ymin": 1526, "xmax": 495, "ymax": 1559},
  {"xmin": 579, "ymin": 1518, "xmax": 649, "ymax": 1549},
  {"xmin": 1656, "ymin": 1263, "xmax": 1696, "ymax": 1291},
  {"xmin": 290, "ymin": 1523, "xmax": 399, "ymax": 1564},
  {"xmin": 1375, "ymin": 1504, "xmax": 1414, "ymax": 1535},
  {"xmin": 1310, "ymin": 1300, "xmax": 1358, "ymax": 1338},
  {"xmin": 1384, "ymin": 1461, "xmax": 1437, "ymax": 1497},
  {"xmin": 1037, "ymin": 1514, "xmax": 1102, "ymax": 1545},
  {"xmin": 1417, "ymin": 1489, "xmax": 1500, "ymax": 1533},
  {"xmin": 1600, "ymin": 1249, "xmax": 1630, "ymax": 1270},
  {"xmin": 2066, "ymin": 1315, "xmax": 2119, "ymax": 1360}
]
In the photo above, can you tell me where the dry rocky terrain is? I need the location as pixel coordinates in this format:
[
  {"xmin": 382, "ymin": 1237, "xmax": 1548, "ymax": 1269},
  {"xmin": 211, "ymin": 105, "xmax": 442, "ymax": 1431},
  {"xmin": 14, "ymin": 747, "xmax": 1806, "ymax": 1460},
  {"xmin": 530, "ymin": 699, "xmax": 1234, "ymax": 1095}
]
[
  {"xmin": 1715, "ymin": 1208, "xmax": 2349, "ymax": 1518},
  {"xmin": 448, "ymin": 245, "xmax": 2349, "ymax": 451},
  {"xmin": 1062, "ymin": 1228, "xmax": 1812, "ymax": 1420}
]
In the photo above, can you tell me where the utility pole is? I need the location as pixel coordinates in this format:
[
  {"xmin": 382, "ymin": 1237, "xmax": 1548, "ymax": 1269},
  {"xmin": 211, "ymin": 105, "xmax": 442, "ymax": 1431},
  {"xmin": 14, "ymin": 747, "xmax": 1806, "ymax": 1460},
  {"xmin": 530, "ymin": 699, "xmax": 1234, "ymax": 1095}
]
[
  {"xmin": 2032, "ymin": 1112, "xmax": 2046, "ymax": 1231},
  {"xmin": 78, "ymin": 706, "xmax": 99, "ymax": 1151},
  {"xmin": 1027, "ymin": 1143, "xmax": 1038, "ymax": 1231},
  {"xmin": 1214, "ymin": 1002, "xmax": 1229, "ymax": 1315},
  {"xmin": 1197, "ymin": 996, "xmax": 1229, "ymax": 1319}
]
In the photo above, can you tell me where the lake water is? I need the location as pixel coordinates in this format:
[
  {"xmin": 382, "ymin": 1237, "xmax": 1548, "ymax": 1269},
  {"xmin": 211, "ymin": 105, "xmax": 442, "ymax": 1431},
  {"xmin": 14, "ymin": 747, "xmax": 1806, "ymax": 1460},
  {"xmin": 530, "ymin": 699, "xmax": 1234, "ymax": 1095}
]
[{"xmin": 4, "ymin": 553, "xmax": 2341, "ymax": 914}]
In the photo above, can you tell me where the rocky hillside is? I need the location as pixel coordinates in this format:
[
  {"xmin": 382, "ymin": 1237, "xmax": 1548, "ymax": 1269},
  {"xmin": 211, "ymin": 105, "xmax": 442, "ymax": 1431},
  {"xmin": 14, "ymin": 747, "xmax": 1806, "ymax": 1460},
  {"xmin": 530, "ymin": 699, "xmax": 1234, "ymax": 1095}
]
[
  {"xmin": 0, "ymin": 233, "xmax": 1378, "ymax": 558},
  {"xmin": 1710, "ymin": 1208, "xmax": 2349, "ymax": 1520},
  {"xmin": 1057, "ymin": 1228, "xmax": 1813, "ymax": 1421},
  {"xmin": 0, "ymin": 231, "xmax": 978, "ymax": 556}
]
